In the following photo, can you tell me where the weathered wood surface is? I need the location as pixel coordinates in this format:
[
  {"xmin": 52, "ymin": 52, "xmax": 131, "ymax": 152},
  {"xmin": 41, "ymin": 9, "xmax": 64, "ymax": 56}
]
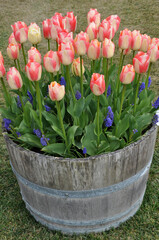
[{"xmin": 4, "ymin": 125, "xmax": 158, "ymax": 234}]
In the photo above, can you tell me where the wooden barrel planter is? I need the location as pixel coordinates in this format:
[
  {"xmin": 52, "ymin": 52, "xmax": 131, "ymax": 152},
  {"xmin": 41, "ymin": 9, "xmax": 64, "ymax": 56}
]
[{"xmin": 3, "ymin": 125, "xmax": 157, "ymax": 234}]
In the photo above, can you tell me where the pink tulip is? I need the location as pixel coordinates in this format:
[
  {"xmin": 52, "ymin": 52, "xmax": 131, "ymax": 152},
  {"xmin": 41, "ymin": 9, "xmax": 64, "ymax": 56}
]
[
  {"xmin": 28, "ymin": 47, "xmax": 41, "ymax": 64},
  {"xmin": 11, "ymin": 21, "xmax": 28, "ymax": 43},
  {"xmin": 151, "ymin": 38, "xmax": 159, "ymax": 47},
  {"xmin": 147, "ymin": 43, "xmax": 159, "ymax": 62},
  {"xmin": 131, "ymin": 30, "xmax": 142, "ymax": 51},
  {"xmin": 87, "ymin": 39, "xmax": 101, "ymax": 60},
  {"xmin": 106, "ymin": 15, "xmax": 120, "ymax": 32},
  {"xmin": 43, "ymin": 50, "xmax": 60, "ymax": 72},
  {"xmin": 51, "ymin": 13, "xmax": 65, "ymax": 40},
  {"xmin": 98, "ymin": 20, "xmax": 115, "ymax": 41},
  {"xmin": 85, "ymin": 22, "xmax": 98, "ymax": 41},
  {"xmin": 49, "ymin": 81, "xmax": 65, "ymax": 101},
  {"xmin": 7, "ymin": 43, "xmax": 19, "ymax": 60},
  {"xmin": 64, "ymin": 12, "xmax": 77, "ymax": 32},
  {"xmin": 102, "ymin": 38, "xmax": 115, "ymax": 58},
  {"xmin": 0, "ymin": 51, "xmax": 4, "ymax": 64},
  {"xmin": 7, "ymin": 67, "xmax": 23, "ymax": 89},
  {"xmin": 71, "ymin": 57, "xmax": 85, "ymax": 77},
  {"xmin": 140, "ymin": 34, "xmax": 151, "ymax": 52},
  {"xmin": 0, "ymin": 62, "xmax": 5, "ymax": 78},
  {"xmin": 87, "ymin": 9, "xmax": 101, "ymax": 27},
  {"xmin": 58, "ymin": 42, "xmax": 74, "ymax": 65},
  {"xmin": 58, "ymin": 31, "xmax": 74, "ymax": 45},
  {"xmin": 28, "ymin": 23, "xmax": 41, "ymax": 44},
  {"xmin": 118, "ymin": 29, "xmax": 132, "ymax": 50},
  {"xmin": 25, "ymin": 61, "xmax": 42, "ymax": 81},
  {"xmin": 90, "ymin": 73, "xmax": 105, "ymax": 96},
  {"xmin": 133, "ymin": 52, "xmax": 150, "ymax": 74},
  {"xmin": 42, "ymin": 19, "xmax": 52, "ymax": 39},
  {"xmin": 8, "ymin": 33, "xmax": 21, "ymax": 50},
  {"xmin": 120, "ymin": 64, "xmax": 135, "ymax": 84},
  {"xmin": 74, "ymin": 31, "xmax": 89, "ymax": 55}
]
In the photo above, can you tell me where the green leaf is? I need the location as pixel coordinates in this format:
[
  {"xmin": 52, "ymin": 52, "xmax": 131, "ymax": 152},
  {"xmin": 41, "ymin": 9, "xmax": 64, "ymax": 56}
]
[
  {"xmin": 23, "ymin": 101, "xmax": 32, "ymax": 127},
  {"xmin": 30, "ymin": 108, "xmax": 41, "ymax": 129},
  {"xmin": 42, "ymin": 143, "xmax": 66, "ymax": 155},
  {"xmin": 19, "ymin": 133, "xmax": 42, "ymax": 148},
  {"xmin": 110, "ymin": 140, "xmax": 120, "ymax": 151},
  {"xmin": 81, "ymin": 123, "xmax": 97, "ymax": 155},
  {"xmin": 11, "ymin": 97, "xmax": 21, "ymax": 114},
  {"xmin": 136, "ymin": 113, "xmax": 153, "ymax": 132},
  {"xmin": 115, "ymin": 115, "xmax": 129, "ymax": 138},
  {"xmin": 74, "ymin": 98, "xmax": 85, "ymax": 117},
  {"xmin": 0, "ymin": 108, "xmax": 15, "ymax": 121},
  {"xmin": 67, "ymin": 125, "xmax": 79, "ymax": 146},
  {"xmin": 17, "ymin": 119, "xmax": 32, "ymax": 134},
  {"xmin": 94, "ymin": 111, "xmax": 104, "ymax": 136}
]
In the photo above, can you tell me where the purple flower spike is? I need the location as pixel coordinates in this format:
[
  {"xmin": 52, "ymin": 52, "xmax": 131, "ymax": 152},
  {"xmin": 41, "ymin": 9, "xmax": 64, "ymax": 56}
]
[
  {"xmin": 60, "ymin": 77, "xmax": 66, "ymax": 86},
  {"xmin": 33, "ymin": 129, "xmax": 42, "ymax": 138},
  {"xmin": 75, "ymin": 90, "xmax": 81, "ymax": 100},
  {"xmin": 83, "ymin": 147, "xmax": 87, "ymax": 154},
  {"xmin": 40, "ymin": 135, "xmax": 49, "ymax": 146}
]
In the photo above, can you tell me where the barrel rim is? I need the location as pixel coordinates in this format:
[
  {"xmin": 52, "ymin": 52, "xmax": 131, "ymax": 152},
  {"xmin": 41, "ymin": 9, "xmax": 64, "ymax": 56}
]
[{"xmin": 3, "ymin": 125, "xmax": 157, "ymax": 162}]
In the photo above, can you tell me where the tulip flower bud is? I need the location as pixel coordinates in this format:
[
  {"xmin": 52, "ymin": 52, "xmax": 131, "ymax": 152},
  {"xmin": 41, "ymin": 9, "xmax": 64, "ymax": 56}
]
[
  {"xmin": 28, "ymin": 23, "xmax": 41, "ymax": 45},
  {"xmin": 140, "ymin": 34, "xmax": 151, "ymax": 52},
  {"xmin": 90, "ymin": 73, "xmax": 105, "ymax": 96},
  {"xmin": 71, "ymin": 57, "xmax": 85, "ymax": 77},
  {"xmin": 102, "ymin": 38, "xmax": 115, "ymax": 58},
  {"xmin": 51, "ymin": 13, "xmax": 65, "ymax": 40},
  {"xmin": 87, "ymin": 8, "xmax": 101, "ymax": 27},
  {"xmin": 0, "ymin": 51, "xmax": 4, "ymax": 64},
  {"xmin": 87, "ymin": 39, "xmax": 101, "ymax": 60},
  {"xmin": 131, "ymin": 30, "xmax": 142, "ymax": 51},
  {"xmin": 133, "ymin": 52, "xmax": 150, "ymax": 74},
  {"xmin": 118, "ymin": 29, "xmax": 132, "ymax": 50},
  {"xmin": 7, "ymin": 67, "xmax": 23, "ymax": 89},
  {"xmin": 64, "ymin": 12, "xmax": 77, "ymax": 32},
  {"xmin": 58, "ymin": 42, "xmax": 74, "ymax": 65},
  {"xmin": 7, "ymin": 43, "xmax": 19, "ymax": 60},
  {"xmin": 42, "ymin": 19, "xmax": 51, "ymax": 39},
  {"xmin": 106, "ymin": 15, "xmax": 121, "ymax": 33},
  {"xmin": 85, "ymin": 22, "xmax": 98, "ymax": 41},
  {"xmin": 0, "ymin": 62, "xmax": 5, "ymax": 78},
  {"xmin": 49, "ymin": 81, "xmax": 65, "ymax": 101},
  {"xmin": 25, "ymin": 61, "xmax": 42, "ymax": 81},
  {"xmin": 58, "ymin": 31, "xmax": 74, "ymax": 45},
  {"xmin": 120, "ymin": 64, "xmax": 135, "ymax": 84},
  {"xmin": 28, "ymin": 47, "xmax": 41, "ymax": 64},
  {"xmin": 8, "ymin": 33, "xmax": 21, "ymax": 50},
  {"xmin": 11, "ymin": 21, "xmax": 28, "ymax": 43},
  {"xmin": 147, "ymin": 43, "xmax": 159, "ymax": 62},
  {"xmin": 74, "ymin": 31, "xmax": 89, "ymax": 55},
  {"xmin": 43, "ymin": 50, "xmax": 60, "ymax": 72},
  {"xmin": 98, "ymin": 20, "xmax": 115, "ymax": 41},
  {"xmin": 151, "ymin": 38, "xmax": 159, "ymax": 47}
]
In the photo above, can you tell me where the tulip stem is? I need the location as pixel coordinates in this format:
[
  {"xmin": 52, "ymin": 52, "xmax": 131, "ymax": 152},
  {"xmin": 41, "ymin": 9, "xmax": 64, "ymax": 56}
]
[
  {"xmin": 133, "ymin": 50, "xmax": 135, "ymax": 59},
  {"xmin": 35, "ymin": 44, "xmax": 38, "ymax": 49},
  {"xmin": 92, "ymin": 60, "xmax": 95, "ymax": 73},
  {"xmin": 48, "ymin": 39, "xmax": 50, "ymax": 51},
  {"xmin": 56, "ymin": 71, "xmax": 59, "ymax": 82},
  {"xmin": 80, "ymin": 56, "xmax": 83, "ymax": 97},
  {"xmin": 134, "ymin": 74, "xmax": 141, "ymax": 115},
  {"xmin": 56, "ymin": 101, "xmax": 68, "ymax": 148},
  {"xmin": 145, "ymin": 62, "xmax": 152, "ymax": 89},
  {"xmin": 66, "ymin": 65, "xmax": 75, "ymax": 102},
  {"xmin": 17, "ymin": 59, "xmax": 21, "ymax": 72},
  {"xmin": 35, "ymin": 81, "xmax": 43, "ymax": 132},
  {"xmin": 14, "ymin": 60, "xmax": 18, "ymax": 69},
  {"xmin": 119, "ymin": 84, "xmax": 126, "ymax": 118},
  {"xmin": 56, "ymin": 41, "xmax": 58, "ymax": 51},
  {"xmin": 116, "ymin": 50, "xmax": 123, "ymax": 94},
  {"xmin": 0, "ymin": 77, "xmax": 11, "ymax": 107},
  {"xmin": 21, "ymin": 43, "xmax": 27, "ymax": 65},
  {"xmin": 97, "ymin": 96, "xmax": 100, "ymax": 148},
  {"xmin": 18, "ymin": 90, "xmax": 24, "ymax": 111},
  {"xmin": 103, "ymin": 57, "xmax": 109, "ymax": 97},
  {"xmin": 51, "ymin": 72, "xmax": 54, "ymax": 82}
]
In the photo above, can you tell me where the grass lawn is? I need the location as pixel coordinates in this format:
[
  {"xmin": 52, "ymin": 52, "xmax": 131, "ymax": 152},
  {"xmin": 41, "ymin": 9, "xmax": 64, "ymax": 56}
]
[{"xmin": 0, "ymin": 0, "xmax": 159, "ymax": 239}]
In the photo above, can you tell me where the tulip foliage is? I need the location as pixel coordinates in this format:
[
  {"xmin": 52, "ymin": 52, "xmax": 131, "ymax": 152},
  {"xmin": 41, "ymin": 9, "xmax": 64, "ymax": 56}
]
[{"xmin": 1, "ymin": 10, "xmax": 159, "ymax": 158}]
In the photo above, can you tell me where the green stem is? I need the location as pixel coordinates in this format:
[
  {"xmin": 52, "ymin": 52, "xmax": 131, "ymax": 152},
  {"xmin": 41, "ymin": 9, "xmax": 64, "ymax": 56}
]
[
  {"xmin": 103, "ymin": 58, "xmax": 109, "ymax": 97},
  {"xmin": 145, "ymin": 62, "xmax": 152, "ymax": 89},
  {"xmin": 56, "ymin": 101, "xmax": 68, "ymax": 147},
  {"xmin": 35, "ymin": 44, "xmax": 38, "ymax": 49},
  {"xmin": 91, "ymin": 60, "xmax": 93, "ymax": 74},
  {"xmin": 21, "ymin": 43, "xmax": 27, "ymax": 65},
  {"xmin": 116, "ymin": 50, "xmax": 123, "ymax": 94},
  {"xmin": 18, "ymin": 90, "xmax": 24, "ymax": 111},
  {"xmin": 121, "ymin": 55, "xmax": 125, "ymax": 69},
  {"xmin": 97, "ymin": 96, "xmax": 100, "ymax": 147},
  {"xmin": 111, "ymin": 57, "xmax": 113, "ymax": 67},
  {"xmin": 66, "ymin": 65, "xmax": 75, "ymax": 102},
  {"xmin": 14, "ymin": 60, "xmax": 18, "ymax": 69},
  {"xmin": 48, "ymin": 39, "xmax": 50, "ymax": 51},
  {"xmin": 0, "ymin": 77, "xmax": 11, "ymax": 106},
  {"xmin": 35, "ymin": 81, "xmax": 43, "ymax": 132},
  {"xmin": 56, "ymin": 71, "xmax": 59, "ymax": 82},
  {"xmin": 133, "ymin": 74, "xmax": 141, "ymax": 115},
  {"xmin": 56, "ymin": 41, "xmax": 58, "ymax": 51},
  {"xmin": 119, "ymin": 84, "xmax": 126, "ymax": 118},
  {"xmin": 80, "ymin": 56, "xmax": 83, "ymax": 97},
  {"xmin": 51, "ymin": 72, "xmax": 54, "ymax": 82},
  {"xmin": 92, "ymin": 59, "xmax": 95, "ymax": 73},
  {"xmin": 133, "ymin": 50, "xmax": 135, "ymax": 59},
  {"xmin": 17, "ymin": 59, "xmax": 21, "ymax": 72}
]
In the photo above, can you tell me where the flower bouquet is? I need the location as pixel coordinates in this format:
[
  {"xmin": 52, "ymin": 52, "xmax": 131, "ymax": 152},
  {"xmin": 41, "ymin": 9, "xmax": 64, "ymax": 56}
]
[{"xmin": 0, "ymin": 9, "xmax": 159, "ymax": 158}]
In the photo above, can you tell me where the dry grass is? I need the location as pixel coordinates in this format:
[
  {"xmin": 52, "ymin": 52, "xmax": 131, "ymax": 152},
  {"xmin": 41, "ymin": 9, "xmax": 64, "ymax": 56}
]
[{"xmin": 0, "ymin": 0, "xmax": 159, "ymax": 239}]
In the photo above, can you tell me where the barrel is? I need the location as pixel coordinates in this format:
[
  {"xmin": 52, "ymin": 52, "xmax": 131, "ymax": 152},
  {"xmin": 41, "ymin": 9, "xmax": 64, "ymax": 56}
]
[{"xmin": 4, "ymin": 125, "xmax": 157, "ymax": 234}]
